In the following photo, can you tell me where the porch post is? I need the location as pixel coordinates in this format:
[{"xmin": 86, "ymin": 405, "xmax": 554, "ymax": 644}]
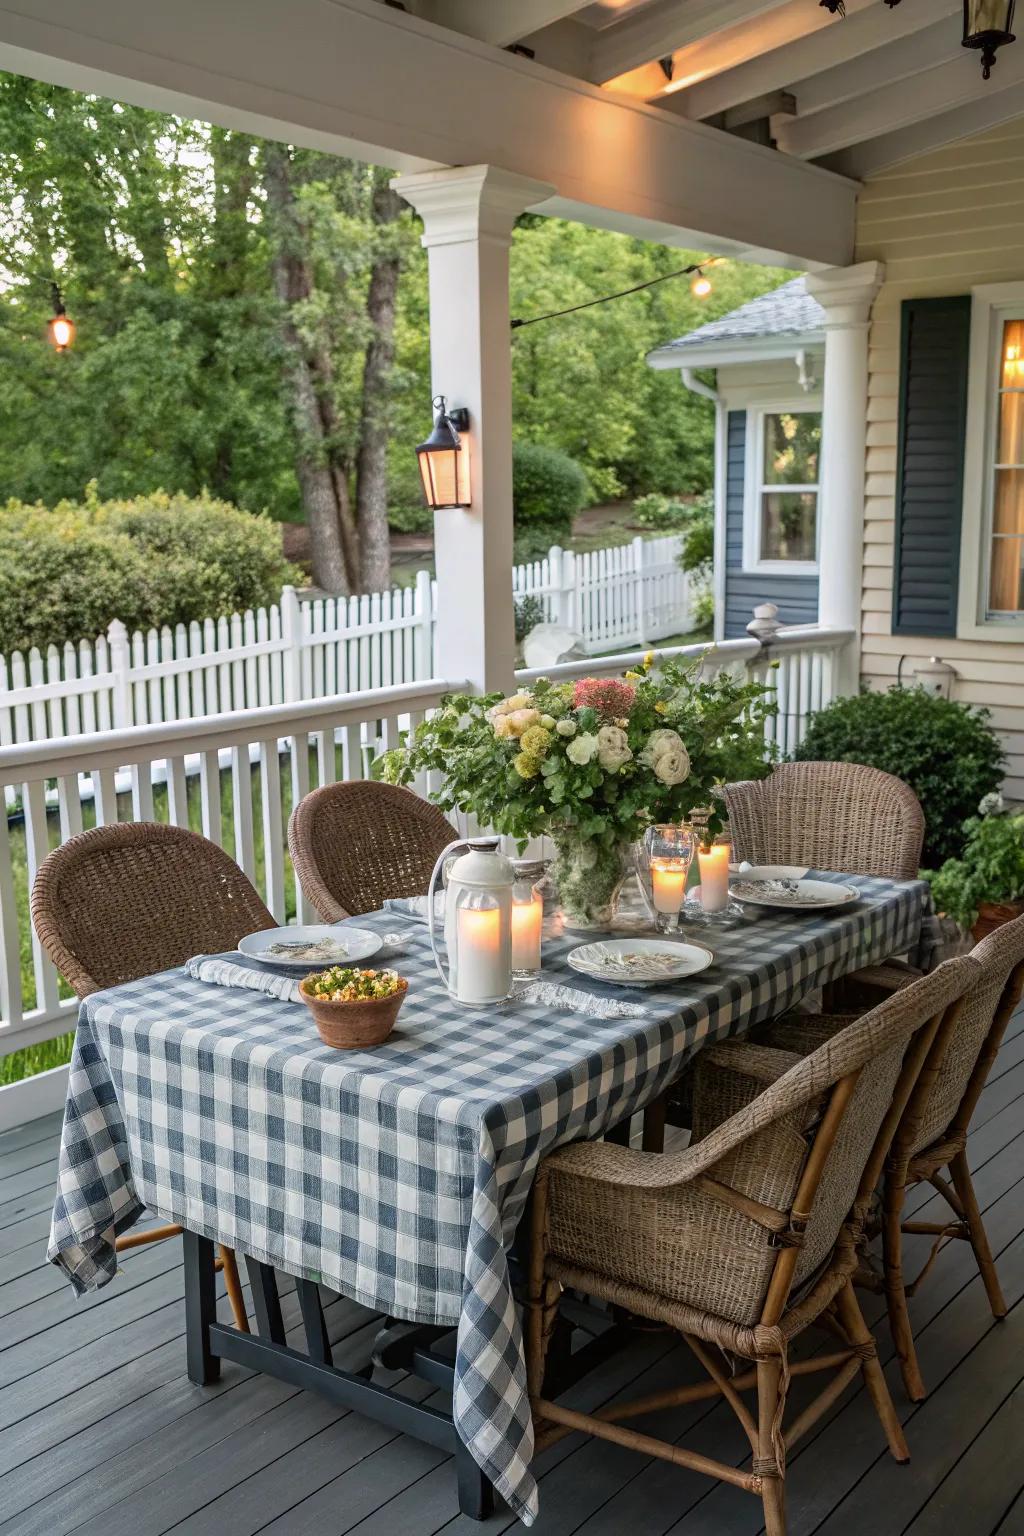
[
  {"xmin": 804, "ymin": 260, "xmax": 884, "ymax": 696},
  {"xmin": 392, "ymin": 165, "xmax": 554, "ymax": 694}
]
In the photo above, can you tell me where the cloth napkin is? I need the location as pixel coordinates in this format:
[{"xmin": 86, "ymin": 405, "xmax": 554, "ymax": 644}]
[
  {"xmin": 384, "ymin": 892, "xmax": 445, "ymax": 922},
  {"xmin": 185, "ymin": 954, "xmax": 302, "ymax": 1001},
  {"xmin": 510, "ymin": 978, "xmax": 648, "ymax": 1019}
]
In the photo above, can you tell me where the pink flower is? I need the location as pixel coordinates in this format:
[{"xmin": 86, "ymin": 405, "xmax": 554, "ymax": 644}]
[{"xmin": 572, "ymin": 678, "xmax": 636, "ymax": 720}]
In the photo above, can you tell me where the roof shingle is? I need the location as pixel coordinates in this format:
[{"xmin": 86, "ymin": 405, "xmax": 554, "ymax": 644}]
[{"xmin": 649, "ymin": 275, "xmax": 823, "ymax": 358}]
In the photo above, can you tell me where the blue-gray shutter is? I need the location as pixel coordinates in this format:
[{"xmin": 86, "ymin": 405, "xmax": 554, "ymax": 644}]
[{"xmin": 891, "ymin": 295, "xmax": 971, "ymax": 637}]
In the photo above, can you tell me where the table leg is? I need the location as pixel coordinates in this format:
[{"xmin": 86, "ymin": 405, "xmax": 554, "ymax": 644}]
[
  {"xmin": 183, "ymin": 1231, "xmax": 221, "ymax": 1385},
  {"xmin": 244, "ymin": 1256, "xmax": 286, "ymax": 1345},
  {"xmin": 296, "ymin": 1277, "xmax": 333, "ymax": 1366},
  {"xmin": 455, "ymin": 1439, "xmax": 495, "ymax": 1520}
]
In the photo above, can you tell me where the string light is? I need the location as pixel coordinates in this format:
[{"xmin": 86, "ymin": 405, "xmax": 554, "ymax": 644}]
[
  {"xmin": 47, "ymin": 282, "xmax": 75, "ymax": 352},
  {"xmin": 510, "ymin": 257, "xmax": 721, "ymax": 330},
  {"xmin": 691, "ymin": 270, "xmax": 713, "ymax": 299}
]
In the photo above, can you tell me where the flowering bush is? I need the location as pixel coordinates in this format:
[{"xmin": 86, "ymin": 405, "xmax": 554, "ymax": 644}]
[
  {"xmin": 375, "ymin": 651, "xmax": 775, "ymax": 850},
  {"xmin": 927, "ymin": 799, "xmax": 1024, "ymax": 932}
]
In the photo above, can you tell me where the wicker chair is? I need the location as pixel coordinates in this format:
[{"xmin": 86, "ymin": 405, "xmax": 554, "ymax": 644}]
[
  {"xmin": 756, "ymin": 911, "xmax": 1024, "ymax": 1401},
  {"xmin": 722, "ymin": 761, "xmax": 925, "ymax": 880},
  {"xmin": 31, "ymin": 820, "xmax": 276, "ymax": 1333},
  {"xmin": 288, "ymin": 780, "xmax": 455, "ymax": 920},
  {"xmin": 526, "ymin": 955, "xmax": 976, "ymax": 1536}
]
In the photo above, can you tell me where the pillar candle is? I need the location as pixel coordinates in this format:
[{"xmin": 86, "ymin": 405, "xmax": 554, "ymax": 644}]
[
  {"xmin": 456, "ymin": 904, "xmax": 506, "ymax": 1003},
  {"xmin": 697, "ymin": 842, "xmax": 731, "ymax": 913},
  {"xmin": 511, "ymin": 893, "xmax": 543, "ymax": 972},
  {"xmin": 650, "ymin": 857, "xmax": 689, "ymax": 915}
]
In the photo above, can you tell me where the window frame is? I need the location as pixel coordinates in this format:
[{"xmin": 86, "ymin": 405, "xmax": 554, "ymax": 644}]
[
  {"xmin": 958, "ymin": 281, "xmax": 1024, "ymax": 640},
  {"xmin": 742, "ymin": 403, "xmax": 822, "ymax": 575}
]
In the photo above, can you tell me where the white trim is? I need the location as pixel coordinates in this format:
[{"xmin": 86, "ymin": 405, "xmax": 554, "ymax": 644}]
[
  {"xmin": 958, "ymin": 282, "xmax": 1024, "ymax": 643},
  {"xmin": 647, "ymin": 336, "xmax": 823, "ymax": 371},
  {"xmin": 680, "ymin": 367, "xmax": 727, "ymax": 642},
  {"xmin": 0, "ymin": 1063, "xmax": 69, "ymax": 1132},
  {"xmin": 742, "ymin": 403, "xmax": 822, "ymax": 576}
]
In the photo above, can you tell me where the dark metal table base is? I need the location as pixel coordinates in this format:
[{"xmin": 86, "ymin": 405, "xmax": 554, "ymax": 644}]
[{"xmin": 182, "ymin": 1231, "xmax": 494, "ymax": 1520}]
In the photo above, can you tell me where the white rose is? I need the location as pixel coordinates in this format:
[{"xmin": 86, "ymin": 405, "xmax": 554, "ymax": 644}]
[
  {"xmin": 596, "ymin": 724, "xmax": 633, "ymax": 772},
  {"xmin": 566, "ymin": 732, "xmax": 599, "ymax": 766},
  {"xmin": 645, "ymin": 728, "xmax": 685, "ymax": 763},
  {"xmin": 653, "ymin": 745, "xmax": 690, "ymax": 787},
  {"xmin": 555, "ymin": 718, "xmax": 577, "ymax": 738}
]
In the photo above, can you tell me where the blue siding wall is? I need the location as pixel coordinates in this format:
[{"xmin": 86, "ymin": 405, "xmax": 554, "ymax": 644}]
[{"xmin": 722, "ymin": 409, "xmax": 820, "ymax": 638}]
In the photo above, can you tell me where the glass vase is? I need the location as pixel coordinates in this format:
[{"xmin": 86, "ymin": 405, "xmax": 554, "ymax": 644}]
[{"xmin": 550, "ymin": 832, "xmax": 630, "ymax": 930}]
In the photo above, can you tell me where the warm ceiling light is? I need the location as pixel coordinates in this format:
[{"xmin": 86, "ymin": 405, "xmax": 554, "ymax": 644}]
[
  {"xmin": 963, "ymin": 0, "xmax": 1016, "ymax": 78},
  {"xmin": 416, "ymin": 395, "xmax": 471, "ymax": 510},
  {"xmin": 691, "ymin": 271, "xmax": 713, "ymax": 298}
]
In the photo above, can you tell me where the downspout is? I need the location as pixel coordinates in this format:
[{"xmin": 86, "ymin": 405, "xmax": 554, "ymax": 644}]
[{"xmin": 681, "ymin": 367, "xmax": 726, "ymax": 642}]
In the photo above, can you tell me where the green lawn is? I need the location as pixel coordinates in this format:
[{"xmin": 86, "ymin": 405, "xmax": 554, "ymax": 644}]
[{"xmin": 1, "ymin": 752, "xmax": 309, "ymax": 1087}]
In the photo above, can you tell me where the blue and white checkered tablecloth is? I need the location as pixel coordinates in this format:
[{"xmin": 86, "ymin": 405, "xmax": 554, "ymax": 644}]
[{"xmin": 48, "ymin": 872, "xmax": 928, "ymax": 1523}]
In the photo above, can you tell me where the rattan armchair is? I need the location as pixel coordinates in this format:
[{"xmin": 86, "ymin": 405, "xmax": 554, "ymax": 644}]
[
  {"xmin": 288, "ymin": 780, "xmax": 455, "ymax": 920},
  {"xmin": 31, "ymin": 820, "xmax": 276, "ymax": 1333},
  {"xmin": 527, "ymin": 956, "xmax": 976, "ymax": 1536},
  {"xmin": 760, "ymin": 911, "xmax": 1024, "ymax": 1401},
  {"xmin": 722, "ymin": 761, "xmax": 925, "ymax": 880}
]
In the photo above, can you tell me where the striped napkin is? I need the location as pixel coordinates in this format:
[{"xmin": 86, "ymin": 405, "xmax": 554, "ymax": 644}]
[{"xmin": 185, "ymin": 954, "xmax": 302, "ymax": 1002}]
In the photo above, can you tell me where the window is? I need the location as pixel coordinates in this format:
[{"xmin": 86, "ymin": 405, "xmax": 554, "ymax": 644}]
[
  {"xmin": 744, "ymin": 408, "xmax": 821, "ymax": 572},
  {"xmin": 988, "ymin": 317, "xmax": 1024, "ymax": 616}
]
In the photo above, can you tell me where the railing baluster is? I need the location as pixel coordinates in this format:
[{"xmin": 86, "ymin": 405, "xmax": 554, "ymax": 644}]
[
  {"xmin": 0, "ymin": 805, "xmax": 24, "ymax": 1032},
  {"xmin": 232, "ymin": 743, "xmax": 256, "ymax": 880},
  {"xmin": 199, "ymin": 750, "xmax": 222, "ymax": 844},
  {"xmin": 130, "ymin": 763, "xmax": 155, "ymax": 823},
  {"xmin": 58, "ymin": 773, "xmax": 84, "ymax": 843},
  {"xmin": 93, "ymin": 767, "xmax": 119, "ymax": 826},
  {"xmin": 167, "ymin": 755, "xmax": 190, "ymax": 827},
  {"xmin": 260, "ymin": 737, "xmax": 285, "ymax": 920},
  {"xmin": 23, "ymin": 778, "xmax": 60, "ymax": 1016}
]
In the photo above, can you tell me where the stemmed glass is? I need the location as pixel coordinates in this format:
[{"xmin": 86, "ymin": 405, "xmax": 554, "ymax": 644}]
[{"xmin": 637, "ymin": 824, "xmax": 696, "ymax": 932}]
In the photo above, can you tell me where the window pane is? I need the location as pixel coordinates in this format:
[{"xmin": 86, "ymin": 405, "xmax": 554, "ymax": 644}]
[
  {"xmin": 993, "ymin": 468, "xmax": 1024, "ymax": 535},
  {"xmin": 1001, "ymin": 318, "xmax": 1024, "ymax": 390},
  {"xmin": 998, "ymin": 380, "xmax": 1024, "ymax": 464},
  {"xmin": 989, "ymin": 536, "xmax": 1024, "ymax": 613},
  {"xmin": 762, "ymin": 413, "xmax": 821, "ymax": 486},
  {"xmin": 760, "ymin": 493, "xmax": 817, "ymax": 562}
]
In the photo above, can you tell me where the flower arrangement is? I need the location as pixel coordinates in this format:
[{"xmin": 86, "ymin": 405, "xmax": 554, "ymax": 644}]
[{"xmin": 376, "ymin": 651, "xmax": 774, "ymax": 925}]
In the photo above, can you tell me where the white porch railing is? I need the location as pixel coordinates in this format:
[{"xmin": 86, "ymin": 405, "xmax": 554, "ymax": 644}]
[{"xmin": 0, "ymin": 623, "xmax": 853, "ymax": 1129}]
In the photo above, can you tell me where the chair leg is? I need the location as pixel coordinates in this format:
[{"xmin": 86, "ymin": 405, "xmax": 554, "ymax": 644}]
[
  {"xmin": 218, "ymin": 1246, "xmax": 250, "ymax": 1333},
  {"xmin": 834, "ymin": 1280, "xmax": 909, "ymax": 1464},
  {"xmin": 642, "ymin": 1094, "xmax": 666, "ymax": 1153},
  {"xmin": 881, "ymin": 1176, "xmax": 927, "ymax": 1402},
  {"xmin": 949, "ymin": 1149, "xmax": 1007, "ymax": 1320},
  {"xmin": 755, "ymin": 1359, "xmax": 786, "ymax": 1536}
]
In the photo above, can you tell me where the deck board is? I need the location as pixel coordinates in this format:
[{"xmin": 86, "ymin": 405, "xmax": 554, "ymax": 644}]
[{"xmin": 1, "ymin": 1010, "xmax": 1023, "ymax": 1536}]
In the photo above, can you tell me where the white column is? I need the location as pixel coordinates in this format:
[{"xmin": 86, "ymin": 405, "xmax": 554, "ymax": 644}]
[
  {"xmin": 804, "ymin": 260, "xmax": 884, "ymax": 696},
  {"xmin": 392, "ymin": 165, "xmax": 554, "ymax": 695}
]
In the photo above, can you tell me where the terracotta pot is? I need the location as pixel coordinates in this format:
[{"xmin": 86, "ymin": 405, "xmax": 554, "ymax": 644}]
[
  {"xmin": 972, "ymin": 900, "xmax": 1024, "ymax": 943},
  {"xmin": 300, "ymin": 977, "xmax": 408, "ymax": 1049}
]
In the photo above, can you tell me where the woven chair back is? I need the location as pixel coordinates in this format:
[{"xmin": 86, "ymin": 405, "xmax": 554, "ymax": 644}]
[
  {"xmin": 722, "ymin": 761, "xmax": 925, "ymax": 880},
  {"xmin": 30, "ymin": 821, "xmax": 275, "ymax": 998},
  {"xmin": 289, "ymin": 781, "xmax": 455, "ymax": 920}
]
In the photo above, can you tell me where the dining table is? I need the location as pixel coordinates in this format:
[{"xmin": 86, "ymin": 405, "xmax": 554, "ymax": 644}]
[{"xmin": 48, "ymin": 870, "xmax": 930, "ymax": 1526}]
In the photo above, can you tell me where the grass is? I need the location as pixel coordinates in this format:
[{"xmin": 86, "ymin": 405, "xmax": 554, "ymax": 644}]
[{"xmin": 2, "ymin": 750, "xmax": 310, "ymax": 1088}]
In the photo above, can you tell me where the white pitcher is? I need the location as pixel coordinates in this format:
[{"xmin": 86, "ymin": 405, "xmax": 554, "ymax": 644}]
[{"xmin": 427, "ymin": 837, "xmax": 514, "ymax": 1005}]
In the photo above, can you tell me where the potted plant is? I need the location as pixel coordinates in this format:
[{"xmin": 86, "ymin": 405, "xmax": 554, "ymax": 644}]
[
  {"xmin": 375, "ymin": 651, "xmax": 774, "ymax": 929},
  {"xmin": 926, "ymin": 795, "xmax": 1024, "ymax": 941},
  {"xmin": 300, "ymin": 966, "xmax": 409, "ymax": 1049}
]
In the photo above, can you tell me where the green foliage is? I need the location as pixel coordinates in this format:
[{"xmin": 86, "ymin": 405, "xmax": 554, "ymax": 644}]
[
  {"xmin": 387, "ymin": 500, "xmax": 433, "ymax": 535},
  {"xmin": 514, "ymin": 594, "xmax": 547, "ymax": 643},
  {"xmin": 375, "ymin": 654, "xmax": 773, "ymax": 850},
  {"xmin": 927, "ymin": 808, "xmax": 1024, "ymax": 931},
  {"xmin": 513, "ymin": 442, "xmax": 588, "ymax": 530},
  {"xmin": 0, "ymin": 489, "xmax": 301, "ymax": 653},
  {"xmin": 630, "ymin": 493, "xmax": 692, "ymax": 530},
  {"xmin": 794, "ymin": 687, "xmax": 1006, "ymax": 868}
]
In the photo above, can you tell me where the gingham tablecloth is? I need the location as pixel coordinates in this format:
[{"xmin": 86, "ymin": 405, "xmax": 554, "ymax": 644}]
[{"xmin": 48, "ymin": 872, "xmax": 928, "ymax": 1523}]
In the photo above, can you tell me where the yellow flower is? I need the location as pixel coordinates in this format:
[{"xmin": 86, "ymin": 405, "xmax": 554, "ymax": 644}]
[
  {"xmin": 624, "ymin": 670, "xmax": 640, "ymax": 682},
  {"xmin": 644, "ymin": 651, "xmax": 656, "ymax": 669},
  {"xmin": 513, "ymin": 752, "xmax": 540, "ymax": 779},
  {"xmin": 655, "ymin": 701, "xmax": 669, "ymax": 715},
  {"xmin": 520, "ymin": 725, "xmax": 552, "ymax": 758}
]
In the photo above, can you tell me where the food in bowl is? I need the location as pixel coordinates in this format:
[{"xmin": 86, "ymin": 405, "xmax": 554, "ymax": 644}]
[
  {"xmin": 302, "ymin": 966, "xmax": 405, "ymax": 1001},
  {"xmin": 299, "ymin": 966, "xmax": 409, "ymax": 1049}
]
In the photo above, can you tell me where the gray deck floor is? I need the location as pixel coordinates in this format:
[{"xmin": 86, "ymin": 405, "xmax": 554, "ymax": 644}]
[{"xmin": 3, "ymin": 1013, "xmax": 1024, "ymax": 1536}]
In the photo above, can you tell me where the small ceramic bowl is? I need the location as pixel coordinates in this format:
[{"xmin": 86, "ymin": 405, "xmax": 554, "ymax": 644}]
[{"xmin": 299, "ymin": 976, "xmax": 408, "ymax": 1050}]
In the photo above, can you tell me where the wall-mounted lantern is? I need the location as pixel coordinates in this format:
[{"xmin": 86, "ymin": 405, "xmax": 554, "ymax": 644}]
[
  {"xmin": 416, "ymin": 395, "xmax": 471, "ymax": 509},
  {"xmin": 963, "ymin": 0, "xmax": 1016, "ymax": 78}
]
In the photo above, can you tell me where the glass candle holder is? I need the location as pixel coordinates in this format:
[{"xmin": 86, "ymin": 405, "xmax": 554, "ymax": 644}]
[
  {"xmin": 639, "ymin": 824, "xmax": 695, "ymax": 932},
  {"xmin": 510, "ymin": 862, "xmax": 545, "ymax": 977}
]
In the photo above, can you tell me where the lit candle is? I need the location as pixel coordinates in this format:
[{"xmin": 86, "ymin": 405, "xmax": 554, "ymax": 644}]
[
  {"xmin": 456, "ymin": 903, "xmax": 507, "ymax": 1003},
  {"xmin": 511, "ymin": 893, "xmax": 543, "ymax": 973},
  {"xmin": 697, "ymin": 842, "xmax": 731, "ymax": 913},
  {"xmin": 650, "ymin": 857, "xmax": 689, "ymax": 915}
]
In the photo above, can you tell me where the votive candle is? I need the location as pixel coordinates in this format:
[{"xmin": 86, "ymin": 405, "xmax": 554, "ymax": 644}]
[
  {"xmin": 697, "ymin": 841, "xmax": 731, "ymax": 913},
  {"xmin": 511, "ymin": 892, "xmax": 543, "ymax": 973},
  {"xmin": 650, "ymin": 857, "xmax": 689, "ymax": 915}
]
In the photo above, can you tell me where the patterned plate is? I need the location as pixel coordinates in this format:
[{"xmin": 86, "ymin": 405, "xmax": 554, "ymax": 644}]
[
  {"xmin": 239, "ymin": 925, "xmax": 383, "ymax": 971},
  {"xmin": 567, "ymin": 937, "xmax": 715, "ymax": 987},
  {"xmin": 730, "ymin": 878, "xmax": 859, "ymax": 911}
]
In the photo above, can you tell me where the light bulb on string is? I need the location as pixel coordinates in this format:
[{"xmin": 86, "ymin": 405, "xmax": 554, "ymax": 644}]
[{"xmin": 691, "ymin": 270, "xmax": 712, "ymax": 299}]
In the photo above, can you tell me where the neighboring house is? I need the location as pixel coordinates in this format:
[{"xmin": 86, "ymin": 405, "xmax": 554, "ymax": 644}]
[
  {"xmin": 650, "ymin": 114, "xmax": 1024, "ymax": 799},
  {"xmin": 647, "ymin": 277, "xmax": 825, "ymax": 641}
]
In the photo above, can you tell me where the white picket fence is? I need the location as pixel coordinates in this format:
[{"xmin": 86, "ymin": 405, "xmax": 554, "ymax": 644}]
[{"xmin": 0, "ymin": 536, "xmax": 693, "ymax": 744}]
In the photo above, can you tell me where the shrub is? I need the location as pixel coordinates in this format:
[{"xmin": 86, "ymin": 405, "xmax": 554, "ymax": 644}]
[
  {"xmin": 927, "ymin": 804, "xmax": 1024, "ymax": 931},
  {"xmin": 631, "ymin": 493, "xmax": 692, "ymax": 531},
  {"xmin": 387, "ymin": 501, "xmax": 433, "ymax": 535},
  {"xmin": 794, "ymin": 687, "xmax": 1006, "ymax": 868},
  {"xmin": 0, "ymin": 487, "xmax": 301, "ymax": 654},
  {"xmin": 512, "ymin": 442, "xmax": 587, "ymax": 538},
  {"xmin": 513, "ymin": 594, "xmax": 547, "ymax": 643}
]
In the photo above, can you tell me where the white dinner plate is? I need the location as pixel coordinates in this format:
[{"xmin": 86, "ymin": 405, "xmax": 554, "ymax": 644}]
[
  {"xmin": 729, "ymin": 864, "xmax": 810, "ymax": 882},
  {"xmin": 729, "ymin": 878, "xmax": 859, "ymax": 912},
  {"xmin": 567, "ymin": 937, "xmax": 714, "ymax": 987},
  {"xmin": 238, "ymin": 925, "xmax": 382, "ymax": 971}
]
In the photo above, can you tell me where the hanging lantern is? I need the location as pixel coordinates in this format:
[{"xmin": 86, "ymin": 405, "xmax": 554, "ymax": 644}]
[
  {"xmin": 963, "ymin": 0, "xmax": 1016, "ymax": 78},
  {"xmin": 47, "ymin": 283, "xmax": 75, "ymax": 352},
  {"xmin": 415, "ymin": 395, "xmax": 471, "ymax": 510}
]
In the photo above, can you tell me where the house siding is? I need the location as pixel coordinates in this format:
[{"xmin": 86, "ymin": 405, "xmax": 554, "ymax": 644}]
[
  {"xmin": 719, "ymin": 381, "xmax": 821, "ymax": 639},
  {"xmin": 855, "ymin": 114, "xmax": 1024, "ymax": 798}
]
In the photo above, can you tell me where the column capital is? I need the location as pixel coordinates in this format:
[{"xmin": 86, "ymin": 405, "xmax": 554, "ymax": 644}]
[
  {"xmin": 390, "ymin": 164, "xmax": 555, "ymax": 248},
  {"xmin": 804, "ymin": 260, "xmax": 885, "ymax": 330}
]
